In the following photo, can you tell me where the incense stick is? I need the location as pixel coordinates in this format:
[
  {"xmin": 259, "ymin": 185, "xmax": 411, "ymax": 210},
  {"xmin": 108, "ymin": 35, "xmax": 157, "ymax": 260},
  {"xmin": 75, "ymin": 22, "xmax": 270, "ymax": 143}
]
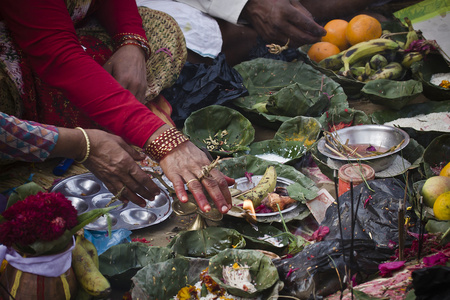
[{"xmin": 334, "ymin": 170, "xmax": 345, "ymax": 263}]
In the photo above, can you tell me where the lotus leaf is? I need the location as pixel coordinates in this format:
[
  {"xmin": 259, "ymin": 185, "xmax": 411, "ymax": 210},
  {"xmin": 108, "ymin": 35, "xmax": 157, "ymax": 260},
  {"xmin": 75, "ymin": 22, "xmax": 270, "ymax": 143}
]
[
  {"xmin": 232, "ymin": 58, "xmax": 348, "ymax": 128},
  {"xmin": 218, "ymin": 155, "xmax": 319, "ymax": 203},
  {"xmin": 208, "ymin": 248, "xmax": 279, "ymax": 298},
  {"xmin": 361, "ymin": 79, "xmax": 423, "ymax": 110},
  {"xmin": 98, "ymin": 243, "xmax": 173, "ymax": 289},
  {"xmin": 167, "ymin": 227, "xmax": 246, "ymax": 258},
  {"xmin": 411, "ymin": 53, "xmax": 450, "ymax": 101},
  {"xmin": 183, "ymin": 105, "xmax": 255, "ymax": 156},
  {"xmin": 423, "ymin": 134, "xmax": 450, "ymax": 178}
]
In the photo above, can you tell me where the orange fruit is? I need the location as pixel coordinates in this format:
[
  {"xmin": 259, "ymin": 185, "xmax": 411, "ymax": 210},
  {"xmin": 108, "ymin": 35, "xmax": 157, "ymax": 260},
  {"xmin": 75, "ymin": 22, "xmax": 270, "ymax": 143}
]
[
  {"xmin": 307, "ymin": 41, "xmax": 341, "ymax": 63},
  {"xmin": 346, "ymin": 14, "xmax": 382, "ymax": 46},
  {"xmin": 440, "ymin": 162, "xmax": 450, "ymax": 177},
  {"xmin": 322, "ymin": 19, "xmax": 350, "ymax": 51},
  {"xmin": 433, "ymin": 191, "xmax": 450, "ymax": 220}
]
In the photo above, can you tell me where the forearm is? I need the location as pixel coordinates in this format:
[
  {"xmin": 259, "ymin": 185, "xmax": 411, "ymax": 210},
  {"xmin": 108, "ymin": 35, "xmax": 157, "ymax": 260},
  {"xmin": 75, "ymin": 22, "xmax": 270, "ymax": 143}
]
[
  {"xmin": 300, "ymin": 0, "xmax": 376, "ymax": 22},
  {"xmin": 49, "ymin": 127, "xmax": 86, "ymax": 161}
]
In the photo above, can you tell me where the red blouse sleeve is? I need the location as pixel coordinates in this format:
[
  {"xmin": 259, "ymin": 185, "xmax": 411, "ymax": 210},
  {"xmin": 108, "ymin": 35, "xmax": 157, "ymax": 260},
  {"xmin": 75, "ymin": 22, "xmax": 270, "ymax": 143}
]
[
  {"xmin": 94, "ymin": 0, "xmax": 147, "ymax": 38},
  {"xmin": 0, "ymin": 0, "xmax": 165, "ymax": 148}
]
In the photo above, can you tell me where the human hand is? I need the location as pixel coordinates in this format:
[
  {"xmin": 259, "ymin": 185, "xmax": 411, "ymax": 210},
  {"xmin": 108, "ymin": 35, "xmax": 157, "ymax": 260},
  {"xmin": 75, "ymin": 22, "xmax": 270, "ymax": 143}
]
[
  {"xmin": 103, "ymin": 44, "xmax": 147, "ymax": 103},
  {"xmin": 242, "ymin": 0, "xmax": 326, "ymax": 48},
  {"xmin": 158, "ymin": 141, "xmax": 235, "ymax": 214},
  {"xmin": 82, "ymin": 129, "xmax": 161, "ymax": 207}
]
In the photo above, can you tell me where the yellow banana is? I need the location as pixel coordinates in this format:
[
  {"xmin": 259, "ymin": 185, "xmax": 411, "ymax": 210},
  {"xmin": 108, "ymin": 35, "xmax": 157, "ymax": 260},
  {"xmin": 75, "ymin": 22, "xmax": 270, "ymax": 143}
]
[
  {"xmin": 318, "ymin": 51, "xmax": 345, "ymax": 71},
  {"xmin": 401, "ymin": 52, "xmax": 423, "ymax": 68},
  {"xmin": 72, "ymin": 239, "xmax": 111, "ymax": 298},
  {"xmin": 342, "ymin": 38, "xmax": 400, "ymax": 75},
  {"xmin": 76, "ymin": 234, "xmax": 99, "ymax": 268},
  {"xmin": 236, "ymin": 166, "xmax": 277, "ymax": 207},
  {"xmin": 369, "ymin": 62, "xmax": 404, "ymax": 81}
]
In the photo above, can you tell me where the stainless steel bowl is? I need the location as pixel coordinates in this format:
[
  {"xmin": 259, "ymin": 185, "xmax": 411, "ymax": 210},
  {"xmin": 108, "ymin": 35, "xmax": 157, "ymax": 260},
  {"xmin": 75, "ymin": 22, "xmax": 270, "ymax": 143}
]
[{"xmin": 317, "ymin": 125, "xmax": 410, "ymax": 172}]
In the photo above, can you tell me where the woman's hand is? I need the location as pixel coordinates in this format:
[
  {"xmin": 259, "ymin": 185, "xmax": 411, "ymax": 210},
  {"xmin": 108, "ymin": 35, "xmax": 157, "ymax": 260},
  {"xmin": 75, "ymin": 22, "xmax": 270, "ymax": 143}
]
[
  {"xmin": 158, "ymin": 141, "xmax": 235, "ymax": 214},
  {"xmin": 242, "ymin": 0, "xmax": 326, "ymax": 48},
  {"xmin": 103, "ymin": 44, "xmax": 147, "ymax": 103},
  {"xmin": 80, "ymin": 129, "xmax": 161, "ymax": 207}
]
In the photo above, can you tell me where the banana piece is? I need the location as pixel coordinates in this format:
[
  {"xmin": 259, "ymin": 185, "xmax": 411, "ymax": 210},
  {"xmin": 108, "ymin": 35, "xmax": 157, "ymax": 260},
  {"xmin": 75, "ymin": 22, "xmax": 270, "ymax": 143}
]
[
  {"xmin": 341, "ymin": 38, "xmax": 400, "ymax": 75},
  {"xmin": 72, "ymin": 239, "xmax": 111, "ymax": 298},
  {"xmin": 369, "ymin": 54, "xmax": 388, "ymax": 70},
  {"xmin": 404, "ymin": 17, "xmax": 419, "ymax": 49},
  {"xmin": 401, "ymin": 51, "xmax": 423, "ymax": 68},
  {"xmin": 350, "ymin": 66, "xmax": 366, "ymax": 77},
  {"xmin": 369, "ymin": 62, "xmax": 404, "ymax": 81},
  {"xmin": 236, "ymin": 166, "xmax": 277, "ymax": 207},
  {"xmin": 318, "ymin": 51, "xmax": 345, "ymax": 71}
]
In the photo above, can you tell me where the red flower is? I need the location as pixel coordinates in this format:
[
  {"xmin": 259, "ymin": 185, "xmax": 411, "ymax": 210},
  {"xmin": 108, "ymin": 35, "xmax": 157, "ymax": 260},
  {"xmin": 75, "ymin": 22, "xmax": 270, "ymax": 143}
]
[{"xmin": 0, "ymin": 192, "xmax": 78, "ymax": 247}]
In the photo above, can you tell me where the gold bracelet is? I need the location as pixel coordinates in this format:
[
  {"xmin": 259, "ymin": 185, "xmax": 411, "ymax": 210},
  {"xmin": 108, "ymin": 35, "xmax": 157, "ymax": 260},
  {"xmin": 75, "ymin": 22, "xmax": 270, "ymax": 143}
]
[
  {"xmin": 75, "ymin": 127, "xmax": 90, "ymax": 164},
  {"xmin": 145, "ymin": 127, "xmax": 189, "ymax": 162}
]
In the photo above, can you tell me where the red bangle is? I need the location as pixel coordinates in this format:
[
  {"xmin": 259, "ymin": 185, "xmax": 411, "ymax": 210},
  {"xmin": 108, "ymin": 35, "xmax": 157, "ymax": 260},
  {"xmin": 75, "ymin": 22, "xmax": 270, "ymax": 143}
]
[
  {"xmin": 145, "ymin": 127, "xmax": 189, "ymax": 162},
  {"xmin": 113, "ymin": 33, "xmax": 151, "ymax": 60}
]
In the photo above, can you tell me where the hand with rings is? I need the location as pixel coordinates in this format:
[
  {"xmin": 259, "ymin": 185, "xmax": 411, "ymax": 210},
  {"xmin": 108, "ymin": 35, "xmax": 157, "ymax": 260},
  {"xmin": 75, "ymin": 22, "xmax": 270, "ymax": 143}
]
[{"xmin": 158, "ymin": 141, "xmax": 235, "ymax": 214}]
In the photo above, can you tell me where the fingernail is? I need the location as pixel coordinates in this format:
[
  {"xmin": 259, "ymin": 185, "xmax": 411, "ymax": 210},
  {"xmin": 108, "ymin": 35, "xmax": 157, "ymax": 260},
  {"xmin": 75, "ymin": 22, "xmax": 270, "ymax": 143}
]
[
  {"xmin": 204, "ymin": 205, "xmax": 211, "ymax": 212},
  {"xmin": 222, "ymin": 205, "xmax": 228, "ymax": 213},
  {"xmin": 181, "ymin": 195, "xmax": 188, "ymax": 202}
]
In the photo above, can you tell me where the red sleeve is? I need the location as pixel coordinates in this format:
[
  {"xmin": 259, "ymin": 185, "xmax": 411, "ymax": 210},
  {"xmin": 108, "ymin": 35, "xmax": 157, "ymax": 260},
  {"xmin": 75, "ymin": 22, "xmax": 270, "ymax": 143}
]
[
  {"xmin": 0, "ymin": 0, "xmax": 165, "ymax": 148},
  {"xmin": 94, "ymin": 0, "xmax": 147, "ymax": 38}
]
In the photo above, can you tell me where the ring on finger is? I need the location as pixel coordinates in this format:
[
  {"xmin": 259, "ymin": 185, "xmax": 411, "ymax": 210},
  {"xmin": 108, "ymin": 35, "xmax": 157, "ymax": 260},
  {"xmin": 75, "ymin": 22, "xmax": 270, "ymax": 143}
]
[{"xmin": 186, "ymin": 178, "xmax": 199, "ymax": 187}]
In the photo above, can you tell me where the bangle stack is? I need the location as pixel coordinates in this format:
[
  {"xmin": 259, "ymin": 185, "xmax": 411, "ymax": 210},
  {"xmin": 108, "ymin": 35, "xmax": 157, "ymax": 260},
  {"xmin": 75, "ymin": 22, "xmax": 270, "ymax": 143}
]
[
  {"xmin": 113, "ymin": 33, "xmax": 151, "ymax": 60},
  {"xmin": 145, "ymin": 127, "xmax": 189, "ymax": 162},
  {"xmin": 75, "ymin": 127, "xmax": 90, "ymax": 164}
]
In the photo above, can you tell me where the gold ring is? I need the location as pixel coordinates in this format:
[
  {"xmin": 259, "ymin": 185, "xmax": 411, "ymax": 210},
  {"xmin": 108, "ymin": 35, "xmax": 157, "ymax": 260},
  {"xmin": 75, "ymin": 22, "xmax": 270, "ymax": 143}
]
[{"xmin": 186, "ymin": 178, "xmax": 199, "ymax": 187}]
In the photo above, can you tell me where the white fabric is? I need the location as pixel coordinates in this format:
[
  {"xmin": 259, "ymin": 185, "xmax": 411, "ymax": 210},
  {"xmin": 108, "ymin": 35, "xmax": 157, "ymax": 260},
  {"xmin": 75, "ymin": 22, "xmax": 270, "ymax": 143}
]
[
  {"xmin": 137, "ymin": 0, "xmax": 223, "ymax": 58},
  {"xmin": 175, "ymin": 0, "xmax": 248, "ymax": 24},
  {"xmin": 0, "ymin": 237, "xmax": 75, "ymax": 277}
]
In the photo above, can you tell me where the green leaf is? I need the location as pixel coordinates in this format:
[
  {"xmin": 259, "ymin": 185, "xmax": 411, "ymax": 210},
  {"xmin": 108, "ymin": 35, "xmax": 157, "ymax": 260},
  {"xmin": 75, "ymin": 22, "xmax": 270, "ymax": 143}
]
[
  {"xmin": 70, "ymin": 205, "xmax": 119, "ymax": 235},
  {"xmin": 183, "ymin": 105, "xmax": 255, "ymax": 156},
  {"xmin": 168, "ymin": 227, "xmax": 246, "ymax": 258},
  {"xmin": 6, "ymin": 182, "xmax": 45, "ymax": 209}
]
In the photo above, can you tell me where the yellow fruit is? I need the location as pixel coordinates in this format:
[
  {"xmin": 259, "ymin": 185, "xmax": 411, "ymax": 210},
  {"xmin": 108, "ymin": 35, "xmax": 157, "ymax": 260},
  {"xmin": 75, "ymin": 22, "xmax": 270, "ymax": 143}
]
[
  {"xmin": 346, "ymin": 14, "xmax": 382, "ymax": 46},
  {"xmin": 433, "ymin": 191, "xmax": 450, "ymax": 220},
  {"xmin": 440, "ymin": 162, "xmax": 450, "ymax": 177},
  {"xmin": 307, "ymin": 41, "xmax": 341, "ymax": 63},
  {"xmin": 421, "ymin": 176, "xmax": 450, "ymax": 208},
  {"xmin": 322, "ymin": 19, "xmax": 350, "ymax": 51}
]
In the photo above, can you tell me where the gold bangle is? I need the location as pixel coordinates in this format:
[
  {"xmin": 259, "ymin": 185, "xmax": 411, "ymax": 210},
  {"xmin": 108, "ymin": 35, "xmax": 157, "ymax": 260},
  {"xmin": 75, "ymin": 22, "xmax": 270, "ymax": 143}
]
[{"xmin": 75, "ymin": 127, "xmax": 90, "ymax": 164}]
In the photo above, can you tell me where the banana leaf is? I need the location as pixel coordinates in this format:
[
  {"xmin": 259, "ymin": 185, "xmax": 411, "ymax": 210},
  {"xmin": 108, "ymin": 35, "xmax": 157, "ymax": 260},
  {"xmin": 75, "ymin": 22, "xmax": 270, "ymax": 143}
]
[
  {"xmin": 208, "ymin": 248, "xmax": 279, "ymax": 298},
  {"xmin": 232, "ymin": 58, "xmax": 348, "ymax": 129},
  {"xmin": 167, "ymin": 227, "xmax": 246, "ymax": 258},
  {"xmin": 423, "ymin": 134, "xmax": 450, "ymax": 178},
  {"xmin": 219, "ymin": 155, "xmax": 319, "ymax": 203},
  {"xmin": 5, "ymin": 182, "xmax": 44, "ymax": 209},
  {"xmin": 411, "ymin": 53, "xmax": 450, "ymax": 101},
  {"xmin": 361, "ymin": 78, "xmax": 423, "ymax": 110},
  {"xmin": 425, "ymin": 219, "xmax": 450, "ymax": 245},
  {"xmin": 183, "ymin": 105, "xmax": 254, "ymax": 156},
  {"xmin": 98, "ymin": 243, "xmax": 174, "ymax": 290}
]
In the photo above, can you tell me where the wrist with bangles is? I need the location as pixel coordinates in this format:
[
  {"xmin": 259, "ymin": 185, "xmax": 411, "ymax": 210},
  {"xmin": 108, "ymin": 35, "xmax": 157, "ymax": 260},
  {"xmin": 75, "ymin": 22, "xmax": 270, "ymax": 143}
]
[
  {"xmin": 75, "ymin": 127, "xmax": 90, "ymax": 164},
  {"xmin": 113, "ymin": 33, "xmax": 151, "ymax": 60},
  {"xmin": 145, "ymin": 127, "xmax": 189, "ymax": 162}
]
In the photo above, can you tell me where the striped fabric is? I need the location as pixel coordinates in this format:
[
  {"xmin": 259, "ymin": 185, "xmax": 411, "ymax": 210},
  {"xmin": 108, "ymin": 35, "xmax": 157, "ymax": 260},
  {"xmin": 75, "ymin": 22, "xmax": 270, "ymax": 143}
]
[{"xmin": 0, "ymin": 112, "xmax": 59, "ymax": 162}]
